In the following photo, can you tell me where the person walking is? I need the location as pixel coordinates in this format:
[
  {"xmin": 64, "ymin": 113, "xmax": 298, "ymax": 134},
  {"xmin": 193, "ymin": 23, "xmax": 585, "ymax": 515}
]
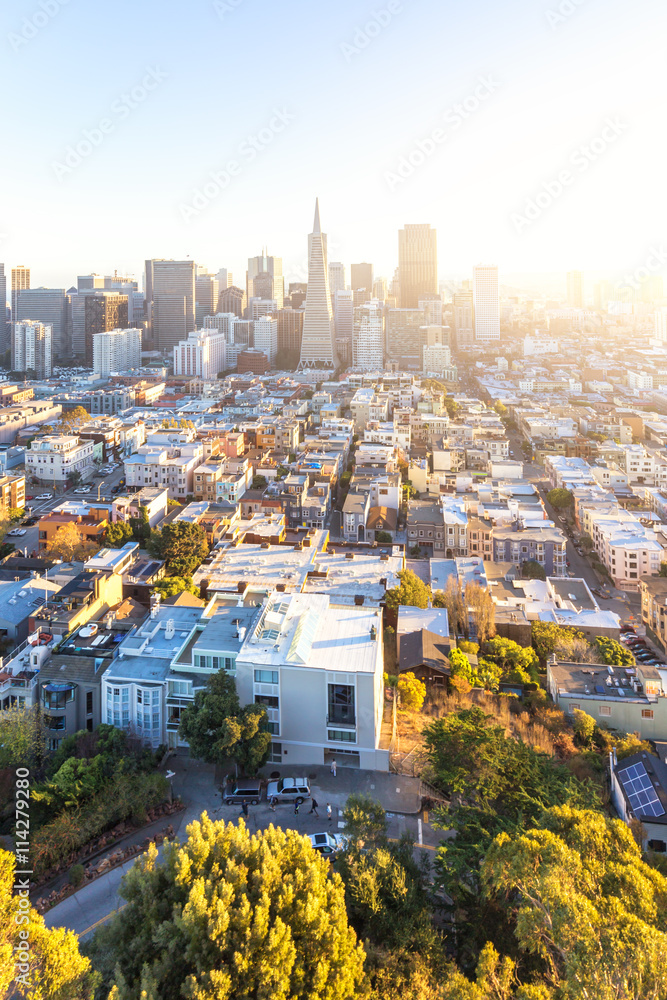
[
  {"xmin": 326, "ymin": 803, "xmax": 332, "ymax": 823},
  {"xmin": 270, "ymin": 796, "xmax": 277, "ymax": 812},
  {"xmin": 309, "ymin": 797, "xmax": 319, "ymax": 817},
  {"xmin": 294, "ymin": 800, "xmax": 300, "ymax": 816},
  {"xmin": 241, "ymin": 800, "xmax": 249, "ymax": 818},
  {"xmin": 330, "ymin": 759, "xmax": 337, "ymax": 777}
]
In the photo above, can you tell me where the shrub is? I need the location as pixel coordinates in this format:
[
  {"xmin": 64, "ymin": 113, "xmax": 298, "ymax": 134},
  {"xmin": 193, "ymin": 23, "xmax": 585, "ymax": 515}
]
[{"xmin": 68, "ymin": 864, "xmax": 85, "ymax": 887}]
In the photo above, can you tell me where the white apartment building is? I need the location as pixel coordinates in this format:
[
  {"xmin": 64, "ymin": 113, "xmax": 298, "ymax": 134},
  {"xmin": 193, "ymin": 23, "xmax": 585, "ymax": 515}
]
[
  {"xmin": 473, "ymin": 264, "xmax": 500, "ymax": 343},
  {"xmin": 252, "ymin": 317, "xmax": 278, "ymax": 365},
  {"xmin": 353, "ymin": 301, "xmax": 384, "ymax": 371},
  {"xmin": 235, "ymin": 592, "xmax": 387, "ymax": 770},
  {"xmin": 92, "ymin": 328, "xmax": 141, "ymax": 377},
  {"xmin": 173, "ymin": 328, "xmax": 227, "ymax": 380},
  {"xmin": 423, "ymin": 343, "xmax": 456, "ymax": 379},
  {"xmin": 523, "ymin": 334, "xmax": 559, "ymax": 355},
  {"xmin": 628, "ymin": 371, "xmax": 654, "ymax": 391},
  {"xmin": 124, "ymin": 441, "xmax": 204, "ymax": 499},
  {"xmin": 589, "ymin": 508, "xmax": 664, "ymax": 590},
  {"xmin": 13, "ymin": 321, "xmax": 52, "ymax": 378},
  {"xmin": 26, "ymin": 435, "xmax": 95, "ymax": 483}
]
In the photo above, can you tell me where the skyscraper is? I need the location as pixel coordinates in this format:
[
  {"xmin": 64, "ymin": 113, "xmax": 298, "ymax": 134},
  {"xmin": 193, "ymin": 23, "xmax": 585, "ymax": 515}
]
[
  {"xmin": 386, "ymin": 308, "xmax": 426, "ymax": 370},
  {"xmin": 195, "ymin": 274, "xmax": 220, "ymax": 327},
  {"xmin": 16, "ymin": 288, "xmax": 68, "ymax": 358},
  {"xmin": 277, "ymin": 307, "xmax": 304, "ymax": 357},
  {"xmin": 11, "ymin": 266, "xmax": 30, "ymax": 323},
  {"xmin": 452, "ymin": 290, "xmax": 474, "ymax": 349},
  {"xmin": 172, "ymin": 328, "xmax": 226, "ymax": 380},
  {"xmin": 217, "ymin": 268, "xmax": 233, "ymax": 290},
  {"xmin": 218, "ymin": 286, "xmax": 247, "ymax": 317},
  {"xmin": 0, "ymin": 265, "xmax": 7, "ymax": 355},
  {"xmin": 372, "ymin": 277, "xmax": 387, "ymax": 302},
  {"xmin": 472, "ymin": 265, "xmax": 500, "ymax": 343},
  {"xmin": 398, "ymin": 225, "xmax": 437, "ymax": 308},
  {"xmin": 353, "ymin": 301, "xmax": 384, "ymax": 371},
  {"xmin": 146, "ymin": 259, "xmax": 196, "ymax": 352},
  {"xmin": 328, "ymin": 262, "xmax": 346, "ymax": 299},
  {"xmin": 334, "ymin": 289, "xmax": 354, "ymax": 366},
  {"xmin": 93, "ymin": 329, "xmax": 141, "ymax": 377},
  {"xmin": 13, "ymin": 321, "xmax": 52, "ymax": 378},
  {"xmin": 297, "ymin": 200, "xmax": 338, "ymax": 370},
  {"xmin": 350, "ymin": 263, "xmax": 373, "ymax": 300},
  {"xmin": 567, "ymin": 270, "xmax": 584, "ymax": 307},
  {"xmin": 247, "ymin": 251, "xmax": 283, "ymax": 309},
  {"xmin": 84, "ymin": 292, "xmax": 129, "ymax": 365}
]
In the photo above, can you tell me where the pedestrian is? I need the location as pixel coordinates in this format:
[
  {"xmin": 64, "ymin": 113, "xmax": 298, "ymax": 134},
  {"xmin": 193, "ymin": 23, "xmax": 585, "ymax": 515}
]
[
  {"xmin": 241, "ymin": 799, "xmax": 248, "ymax": 818},
  {"xmin": 309, "ymin": 797, "xmax": 319, "ymax": 816},
  {"xmin": 330, "ymin": 759, "xmax": 337, "ymax": 777},
  {"xmin": 294, "ymin": 801, "xmax": 300, "ymax": 816},
  {"xmin": 326, "ymin": 802, "xmax": 332, "ymax": 823},
  {"xmin": 270, "ymin": 796, "xmax": 277, "ymax": 812}
]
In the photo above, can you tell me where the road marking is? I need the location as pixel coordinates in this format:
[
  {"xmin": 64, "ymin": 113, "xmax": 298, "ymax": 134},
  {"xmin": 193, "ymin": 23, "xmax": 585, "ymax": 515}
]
[
  {"xmin": 418, "ymin": 818, "xmax": 422, "ymax": 845},
  {"xmin": 80, "ymin": 904, "xmax": 126, "ymax": 937},
  {"xmin": 389, "ymin": 836, "xmax": 437, "ymax": 852}
]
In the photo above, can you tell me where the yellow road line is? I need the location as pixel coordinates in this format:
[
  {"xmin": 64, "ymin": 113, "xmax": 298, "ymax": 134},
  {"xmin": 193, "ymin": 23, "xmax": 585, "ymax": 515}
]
[
  {"xmin": 389, "ymin": 837, "xmax": 438, "ymax": 852},
  {"xmin": 80, "ymin": 904, "xmax": 126, "ymax": 937}
]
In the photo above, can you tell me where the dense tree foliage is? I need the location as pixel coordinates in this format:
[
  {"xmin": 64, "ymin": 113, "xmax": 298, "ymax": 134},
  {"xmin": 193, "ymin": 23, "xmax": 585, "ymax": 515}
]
[
  {"xmin": 150, "ymin": 576, "xmax": 198, "ymax": 600},
  {"xmin": 384, "ymin": 569, "xmax": 431, "ymax": 624},
  {"xmin": 89, "ymin": 816, "xmax": 366, "ymax": 1000},
  {"xmin": 146, "ymin": 520, "xmax": 208, "ymax": 578},
  {"xmin": 397, "ymin": 672, "xmax": 427, "ymax": 712},
  {"xmin": 545, "ymin": 488, "xmax": 573, "ymax": 509},
  {"xmin": 0, "ymin": 705, "xmax": 45, "ymax": 769},
  {"xmin": 46, "ymin": 521, "xmax": 100, "ymax": 562},
  {"xmin": 594, "ymin": 636, "xmax": 634, "ymax": 666},
  {"xmin": 178, "ymin": 670, "xmax": 271, "ymax": 774},
  {"xmin": 521, "ymin": 560, "xmax": 546, "ymax": 581}
]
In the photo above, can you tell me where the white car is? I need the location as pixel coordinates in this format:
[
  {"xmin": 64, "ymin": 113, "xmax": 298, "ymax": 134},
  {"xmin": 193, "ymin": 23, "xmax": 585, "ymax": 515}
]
[
  {"xmin": 309, "ymin": 832, "xmax": 346, "ymax": 857},
  {"xmin": 74, "ymin": 487, "xmax": 92, "ymax": 494},
  {"xmin": 35, "ymin": 493, "xmax": 52, "ymax": 501},
  {"xmin": 7, "ymin": 528, "xmax": 27, "ymax": 537},
  {"xmin": 266, "ymin": 777, "xmax": 311, "ymax": 804}
]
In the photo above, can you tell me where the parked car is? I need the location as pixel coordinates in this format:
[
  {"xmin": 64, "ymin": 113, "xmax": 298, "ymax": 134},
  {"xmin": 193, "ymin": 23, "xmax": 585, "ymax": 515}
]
[
  {"xmin": 309, "ymin": 832, "xmax": 346, "ymax": 857},
  {"xmin": 266, "ymin": 777, "xmax": 311, "ymax": 804},
  {"xmin": 221, "ymin": 779, "xmax": 262, "ymax": 805},
  {"xmin": 25, "ymin": 495, "xmax": 34, "ymax": 500},
  {"xmin": 7, "ymin": 528, "xmax": 26, "ymax": 537},
  {"xmin": 35, "ymin": 493, "xmax": 52, "ymax": 501}
]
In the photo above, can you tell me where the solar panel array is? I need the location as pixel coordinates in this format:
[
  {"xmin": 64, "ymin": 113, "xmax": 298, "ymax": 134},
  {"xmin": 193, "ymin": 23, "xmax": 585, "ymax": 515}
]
[{"xmin": 619, "ymin": 762, "xmax": 665, "ymax": 818}]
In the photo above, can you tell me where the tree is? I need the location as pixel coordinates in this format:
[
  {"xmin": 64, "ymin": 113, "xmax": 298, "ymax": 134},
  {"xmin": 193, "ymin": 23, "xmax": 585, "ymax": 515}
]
[
  {"xmin": 384, "ymin": 569, "xmax": 431, "ymax": 625},
  {"xmin": 376, "ymin": 530, "xmax": 393, "ymax": 543},
  {"xmin": 434, "ymin": 579, "xmax": 467, "ymax": 637},
  {"xmin": 276, "ymin": 465, "xmax": 289, "ymax": 479},
  {"xmin": 482, "ymin": 806, "xmax": 667, "ymax": 999},
  {"xmin": 147, "ymin": 520, "xmax": 208, "ymax": 578},
  {"xmin": 482, "ymin": 637, "xmax": 539, "ymax": 682},
  {"xmin": 466, "ymin": 581, "xmax": 496, "ymax": 643},
  {"xmin": 0, "ymin": 848, "xmax": 97, "ymax": 1000},
  {"xmin": 88, "ymin": 816, "xmax": 365, "ymax": 1000},
  {"xmin": 251, "ymin": 474, "xmax": 268, "ymax": 490},
  {"xmin": 342, "ymin": 793, "xmax": 388, "ymax": 850},
  {"xmin": 151, "ymin": 576, "xmax": 198, "ymax": 600},
  {"xmin": 45, "ymin": 522, "xmax": 100, "ymax": 562},
  {"xmin": 178, "ymin": 671, "xmax": 271, "ymax": 774},
  {"xmin": 594, "ymin": 636, "xmax": 634, "ymax": 666},
  {"xmin": 397, "ymin": 672, "xmax": 426, "ymax": 713},
  {"xmin": 522, "ymin": 560, "xmax": 546, "ymax": 581},
  {"xmin": 68, "ymin": 470, "xmax": 83, "ymax": 489},
  {"xmin": 546, "ymin": 488, "xmax": 573, "ymax": 510},
  {"xmin": 104, "ymin": 521, "xmax": 134, "ymax": 548},
  {"xmin": 572, "ymin": 708, "xmax": 596, "ymax": 748},
  {"xmin": 0, "ymin": 705, "xmax": 45, "ymax": 769},
  {"xmin": 531, "ymin": 622, "xmax": 586, "ymax": 663}
]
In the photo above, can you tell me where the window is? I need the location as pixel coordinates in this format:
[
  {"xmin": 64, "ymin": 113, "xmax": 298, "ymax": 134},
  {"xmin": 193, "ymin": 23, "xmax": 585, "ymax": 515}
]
[
  {"xmin": 642, "ymin": 709, "xmax": 654, "ymax": 720},
  {"xmin": 568, "ymin": 703, "xmax": 581, "ymax": 714},
  {"xmin": 254, "ymin": 670, "xmax": 279, "ymax": 685},
  {"xmin": 328, "ymin": 729, "xmax": 356, "ymax": 743},
  {"xmin": 268, "ymin": 742, "xmax": 282, "ymax": 763},
  {"xmin": 44, "ymin": 715, "xmax": 66, "ymax": 731},
  {"xmin": 599, "ymin": 706, "xmax": 612, "ymax": 717},
  {"xmin": 328, "ymin": 684, "xmax": 355, "ymax": 726},
  {"xmin": 86, "ymin": 691, "xmax": 93, "ymax": 715},
  {"xmin": 255, "ymin": 695, "xmax": 279, "ymax": 708}
]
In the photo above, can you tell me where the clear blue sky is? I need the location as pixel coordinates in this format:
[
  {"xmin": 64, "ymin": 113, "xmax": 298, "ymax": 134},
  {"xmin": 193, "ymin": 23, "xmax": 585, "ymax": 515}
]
[{"xmin": 1, "ymin": 0, "xmax": 665, "ymax": 291}]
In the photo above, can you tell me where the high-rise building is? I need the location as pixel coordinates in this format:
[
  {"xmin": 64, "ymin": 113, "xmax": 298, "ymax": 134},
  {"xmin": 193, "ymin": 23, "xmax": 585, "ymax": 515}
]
[
  {"xmin": 93, "ymin": 328, "xmax": 141, "ymax": 377},
  {"xmin": 473, "ymin": 266, "xmax": 500, "ymax": 343},
  {"xmin": 297, "ymin": 200, "xmax": 338, "ymax": 370},
  {"xmin": 353, "ymin": 301, "xmax": 384, "ymax": 371},
  {"xmin": 372, "ymin": 277, "xmax": 387, "ymax": 302},
  {"xmin": 84, "ymin": 292, "xmax": 128, "ymax": 365},
  {"xmin": 334, "ymin": 289, "xmax": 354, "ymax": 368},
  {"xmin": 248, "ymin": 298, "xmax": 278, "ymax": 320},
  {"xmin": 77, "ymin": 274, "xmax": 105, "ymax": 291},
  {"xmin": 218, "ymin": 285, "xmax": 247, "ymax": 317},
  {"xmin": 350, "ymin": 263, "xmax": 373, "ymax": 301},
  {"xmin": 11, "ymin": 266, "xmax": 30, "ymax": 323},
  {"xmin": 329, "ymin": 262, "xmax": 346, "ymax": 300},
  {"xmin": 253, "ymin": 317, "xmax": 278, "ymax": 365},
  {"xmin": 13, "ymin": 321, "xmax": 52, "ymax": 378},
  {"xmin": 0, "ymin": 265, "xmax": 7, "ymax": 355},
  {"xmin": 452, "ymin": 290, "xmax": 474, "ymax": 349},
  {"xmin": 195, "ymin": 274, "xmax": 220, "ymax": 328},
  {"xmin": 567, "ymin": 270, "xmax": 584, "ymax": 308},
  {"xmin": 247, "ymin": 251, "xmax": 283, "ymax": 309},
  {"xmin": 386, "ymin": 308, "xmax": 426, "ymax": 370},
  {"xmin": 398, "ymin": 225, "xmax": 437, "ymax": 308},
  {"xmin": 420, "ymin": 297, "xmax": 442, "ymax": 325},
  {"xmin": 173, "ymin": 328, "xmax": 226, "ymax": 380},
  {"xmin": 288, "ymin": 283, "xmax": 308, "ymax": 309},
  {"xmin": 145, "ymin": 259, "xmax": 196, "ymax": 352},
  {"xmin": 654, "ymin": 308, "xmax": 667, "ymax": 346},
  {"xmin": 217, "ymin": 268, "xmax": 233, "ymax": 290},
  {"xmin": 277, "ymin": 307, "xmax": 304, "ymax": 358},
  {"xmin": 203, "ymin": 313, "xmax": 237, "ymax": 335},
  {"xmin": 16, "ymin": 288, "xmax": 68, "ymax": 358}
]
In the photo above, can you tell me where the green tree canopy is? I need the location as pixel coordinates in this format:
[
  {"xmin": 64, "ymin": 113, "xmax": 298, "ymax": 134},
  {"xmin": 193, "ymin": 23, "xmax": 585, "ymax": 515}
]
[
  {"xmin": 178, "ymin": 670, "xmax": 271, "ymax": 774},
  {"xmin": 531, "ymin": 622, "xmax": 587, "ymax": 663},
  {"xmin": 104, "ymin": 521, "xmax": 135, "ymax": 548},
  {"xmin": 546, "ymin": 488, "xmax": 573, "ymax": 509},
  {"xmin": 151, "ymin": 576, "xmax": 198, "ymax": 600},
  {"xmin": 594, "ymin": 636, "xmax": 634, "ymax": 666},
  {"xmin": 90, "ymin": 816, "xmax": 366, "ymax": 1000},
  {"xmin": 342, "ymin": 793, "xmax": 388, "ymax": 851},
  {"xmin": 482, "ymin": 637, "xmax": 539, "ymax": 682},
  {"xmin": 0, "ymin": 705, "xmax": 45, "ymax": 769},
  {"xmin": 521, "ymin": 560, "xmax": 546, "ymax": 581},
  {"xmin": 384, "ymin": 569, "xmax": 431, "ymax": 625},
  {"xmin": 147, "ymin": 520, "xmax": 208, "ymax": 578},
  {"xmin": 397, "ymin": 672, "xmax": 426, "ymax": 712}
]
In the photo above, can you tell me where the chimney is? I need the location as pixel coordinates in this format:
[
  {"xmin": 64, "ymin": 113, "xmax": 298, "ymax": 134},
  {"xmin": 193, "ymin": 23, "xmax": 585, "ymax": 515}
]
[{"xmin": 165, "ymin": 619, "xmax": 175, "ymax": 640}]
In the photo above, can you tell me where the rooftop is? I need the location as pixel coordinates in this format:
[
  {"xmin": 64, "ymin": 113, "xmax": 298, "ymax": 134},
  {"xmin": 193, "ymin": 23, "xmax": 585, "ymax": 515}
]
[{"xmin": 303, "ymin": 549, "xmax": 403, "ymax": 604}]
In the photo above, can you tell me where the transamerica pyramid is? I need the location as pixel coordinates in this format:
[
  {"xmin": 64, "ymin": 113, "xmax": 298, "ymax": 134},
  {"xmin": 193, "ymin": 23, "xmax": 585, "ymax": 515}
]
[{"xmin": 297, "ymin": 199, "xmax": 338, "ymax": 370}]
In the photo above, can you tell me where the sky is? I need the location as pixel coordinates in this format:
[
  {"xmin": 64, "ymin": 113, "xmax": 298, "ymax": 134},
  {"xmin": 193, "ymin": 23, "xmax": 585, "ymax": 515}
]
[{"xmin": 1, "ymin": 0, "xmax": 666, "ymax": 292}]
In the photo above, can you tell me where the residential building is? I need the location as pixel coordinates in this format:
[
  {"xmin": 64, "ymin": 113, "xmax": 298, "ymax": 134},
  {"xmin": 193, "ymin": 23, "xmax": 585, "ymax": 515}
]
[
  {"xmin": 0, "ymin": 474, "xmax": 25, "ymax": 511},
  {"xmin": 11, "ymin": 266, "xmax": 30, "ymax": 329},
  {"xmin": 473, "ymin": 265, "xmax": 500, "ymax": 343},
  {"xmin": 0, "ymin": 577, "xmax": 61, "ymax": 644},
  {"xmin": 492, "ymin": 524, "xmax": 567, "ymax": 576},
  {"xmin": 93, "ymin": 328, "xmax": 141, "ymax": 376},
  {"xmin": 398, "ymin": 225, "xmax": 437, "ymax": 308},
  {"xmin": 298, "ymin": 200, "xmax": 338, "ymax": 370},
  {"xmin": 407, "ymin": 498, "xmax": 446, "ymax": 555},
  {"xmin": 640, "ymin": 577, "xmax": 667, "ymax": 652},
  {"xmin": 173, "ymin": 328, "xmax": 227, "ymax": 379},
  {"xmin": 253, "ymin": 317, "xmax": 278, "ymax": 365},
  {"xmin": 353, "ymin": 301, "xmax": 384, "ymax": 371},
  {"xmin": 37, "ymin": 509, "xmax": 109, "ymax": 551},
  {"xmin": 610, "ymin": 751, "xmax": 667, "ymax": 852},
  {"xmin": 90, "ymin": 387, "xmax": 136, "ymax": 415},
  {"xmin": 12, "ymin": 321, "xmax": 52, "ymax": 377},
  {"xmin": 26, "ymin": 435, "xmax": 95, "ymax": 484},
  {"xmin": 343, "ymin": 492, "xmax": 371, "ymax": 542},
  {"xmin": 0, "ymin": 264, "xmax": 6, "ymax": 354},
  {"xmin": 123, "ymin": 441, "xmax": 204, "ymax": 499}
]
